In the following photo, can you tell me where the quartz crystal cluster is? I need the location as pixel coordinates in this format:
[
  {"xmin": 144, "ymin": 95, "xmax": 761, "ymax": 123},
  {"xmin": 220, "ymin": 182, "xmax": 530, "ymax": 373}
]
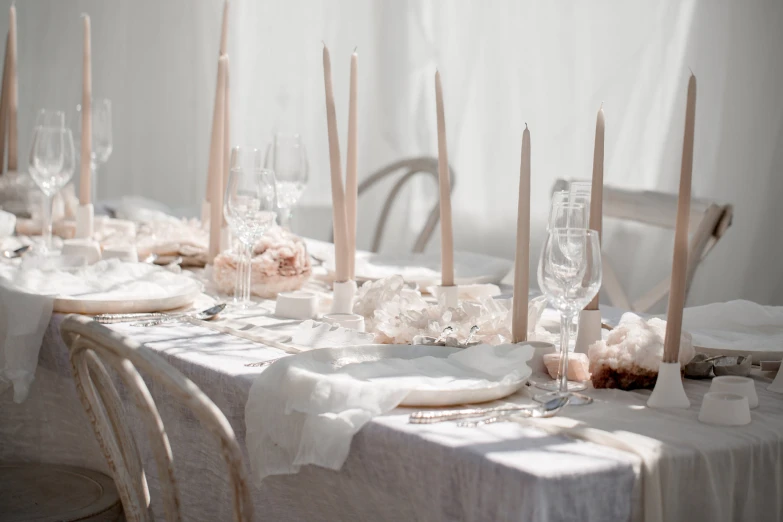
[{"xmin": 352, "ymin": 275, "xmax": 549, "ymax": 345}]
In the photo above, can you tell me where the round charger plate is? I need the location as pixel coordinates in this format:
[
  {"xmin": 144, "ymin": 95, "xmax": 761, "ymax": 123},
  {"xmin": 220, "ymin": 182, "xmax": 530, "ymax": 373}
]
[
  {"xmin": 293, "ymin": 344, "xmax": 531, "ymax": 407},
  {"xmin": 54, "ymin": 282, "xmax": 201, "ymax": 314}
]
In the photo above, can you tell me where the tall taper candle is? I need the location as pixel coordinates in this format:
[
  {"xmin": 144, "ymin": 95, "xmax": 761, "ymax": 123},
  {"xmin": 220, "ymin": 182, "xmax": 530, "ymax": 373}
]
[
  {"xmin": 586, "ymin": 105, "xmax": 605, "ymax": 310},
  {"xmin": 222, "ymin": 63, "xmax": 230, "ymax": 227},
  {"xmin": 7, "ymin": 4, "xmax": 16, "ymax": 171},
  {"xmin": 0, "ymin": 34, "xmax": 9, "ymax": 174},
  {"xmin": 208, "ymin": 56, "xmax": 228, "ymax": 261},
  {"xmin": 511, "ymin": 125, "xmax": 531, "ymax": 343},
  {"xmin": 345, "ymin": 50, "xmax": 358, "ymax": 280},
  {"xmin": 663, "ymin": 74, "xmax": 697, "ymax": 363},
  {"xmin": 79, "ymin": 14, "xmax": 92, "ymax": 205},
  {"xmin": 435, "ymin": 70, "xmax": 454, "ymax": 287},
  {"xmin": 323, "ymin": 44, "xmax": 349, "ymax": 282}
]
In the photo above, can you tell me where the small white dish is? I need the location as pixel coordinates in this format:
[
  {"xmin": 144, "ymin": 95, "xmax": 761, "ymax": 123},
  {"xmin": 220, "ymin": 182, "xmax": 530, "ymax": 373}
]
[
  {"xmin": 322, "ymin": 313, "xmax": 365, "ymax": 332},
  {"xmin": 62, "ymin": 238, "xmax": 102, "ymax": 265},
  {"xmin": 709, "ymin": 376, "xmax": 758, "ymax": 409},
  {"xmin": 102, "ymin": 245, "xmax": 139, "ymax": 263},
  {"xmin": 698, "ymin": 392, "xmax": 751, "ymax": 426},
  {"xmin": 275, "ymin": 291, "xmax": 318, "ymax": 320}
]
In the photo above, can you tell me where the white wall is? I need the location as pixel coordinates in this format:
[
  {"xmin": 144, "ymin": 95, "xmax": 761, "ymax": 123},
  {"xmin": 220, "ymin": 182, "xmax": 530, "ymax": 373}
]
[{"xmin": 4, "ymin": 0, "xmax": 783, "ymax": 307}]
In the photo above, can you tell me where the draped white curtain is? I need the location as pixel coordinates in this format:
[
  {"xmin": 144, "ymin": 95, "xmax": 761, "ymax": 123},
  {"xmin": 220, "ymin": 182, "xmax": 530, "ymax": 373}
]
[{"xmin": 6, "ymin": 0, "xmax": 783, "ymax": 307}]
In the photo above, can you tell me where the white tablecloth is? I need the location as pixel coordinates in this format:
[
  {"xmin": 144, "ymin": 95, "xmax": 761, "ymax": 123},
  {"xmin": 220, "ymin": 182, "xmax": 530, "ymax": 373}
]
[{"xmin": 2, "ymin": 311, "xmax": 783, "ymax": 522}]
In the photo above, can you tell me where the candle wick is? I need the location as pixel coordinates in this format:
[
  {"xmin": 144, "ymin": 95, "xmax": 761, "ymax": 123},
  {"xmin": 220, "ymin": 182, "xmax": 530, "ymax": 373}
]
[
  {"xmin": 322, "ymin": 40, "xmax": 326, "ymax": 48},
  {"xmin": 688, "ymin": 66, "xmax": 694, "ymax": 76},
  {"xmin": 353, "ymin": 46, "xmax": 357, "ymax": 53},
  {"xmin": 80, "ymin": 12, "xmax": 88, "ymax": 18},
  {"xmin": 525, "ymin": 122, "xmax": 528, "ymax": 129},
  {"xmin": 600, "ymin": 101, "xmax": 604, "ymax": 110}
]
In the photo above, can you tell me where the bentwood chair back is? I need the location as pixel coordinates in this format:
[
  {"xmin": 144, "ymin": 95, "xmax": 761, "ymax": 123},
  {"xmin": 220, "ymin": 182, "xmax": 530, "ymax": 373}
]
[
  {"xmin": 330, "ymin": 156, "xmax": 456, "ymax": 253},
  {"xmin": 553, "ymin": 179, "xmax": 733, "ymax": 313},
  {"xmin": 61, "ymin": 315, "xmax": 254, "ymax": 522}
]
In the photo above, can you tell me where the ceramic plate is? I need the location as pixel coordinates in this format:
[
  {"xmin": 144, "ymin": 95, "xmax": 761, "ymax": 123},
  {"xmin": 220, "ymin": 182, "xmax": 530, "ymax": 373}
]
[
  {"xmin": 54, "ymin": 284, "xmax": 201, "ymax": 314},
  {"xmin": 291, "ymin": 344, "xmax": 531, "ymax": 407}
]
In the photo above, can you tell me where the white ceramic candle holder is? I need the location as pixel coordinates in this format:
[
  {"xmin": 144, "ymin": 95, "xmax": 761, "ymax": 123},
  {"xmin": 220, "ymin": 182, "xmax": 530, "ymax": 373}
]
[
  {"xmin": 647, "ymin": 361, "xmax": 690, "ymax": 408},
  {"xmin": 75, "ymin": 203, "xmax": 94, "ymax": 239},
  {"xmin": 62, "ymin": 238, "xmax": 102, "ymax": 265},
  {"xmin": 275, "ymin": 291, "xmax": 318, "ymax": 320},
  {"xmin": 709, "ymin": 376, "xmax": 758, "ymax": 409},
  {"xmin": 768, "ymin": 365, "xmax": 783, "ymax": 394},
  {"xmin": 575, "ymin": 308, "xmax": 602, "ymax": 354},
  {"xmin": 433, "ymin": 285, "xmax": 459, "ymax": 308},
  {"xmin": 102, "ymin": 245, "xmax": 139, "ymax": 263},
  {"xmin": 331, "ymin": 280, "xmax": 357, "ymax": 314},
  {"xmin": 322, "ymin": 313, "xmax": 365, "ymax": 332},
  {"xmin": 698, "ymin": 392, "xmax": 751, "ymax": 426}
]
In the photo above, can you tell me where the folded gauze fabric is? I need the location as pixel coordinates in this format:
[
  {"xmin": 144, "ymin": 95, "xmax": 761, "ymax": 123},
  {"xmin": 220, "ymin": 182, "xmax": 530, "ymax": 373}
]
[{"xmin": 244, "ymin": 343, "xmax": 533, "ymax": 481}]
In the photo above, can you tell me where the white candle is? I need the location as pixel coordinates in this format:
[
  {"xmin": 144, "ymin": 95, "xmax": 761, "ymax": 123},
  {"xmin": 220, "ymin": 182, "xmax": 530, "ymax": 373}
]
[
  {"xmin": 323, "ymin": 44, "xmax": 349, "ymax": 282},
  {"xmin": 435, "ymin": 70, "xmax": 454, "ymax": 287},
  {"xmin": 345, "ymin": 50, "xmax": 358, "ymax": 280},
  {"xmin": 79, "ymin": 14, "xmax": 92, "ymax": 206},
  {"xmin": 220, "ymin": 0, "xmax": 230, "ymax": 225},
  {"xmin": 586, "ymin": 105, "xmax": 605, "ymax": 310},
  {"xmin": 663, "ymin": 74, "xmax": 697, "ymax": 363},
  {"xmin": 512, "ymin": 125, "xmax": 531, "ymax": 343},
  {"xmin": 7, "ymin": 4, "xmax": 16, "ymax": 171},
  {"xmin": 208, "ymin": 56, "xmax": 228, "ymax": 261}
]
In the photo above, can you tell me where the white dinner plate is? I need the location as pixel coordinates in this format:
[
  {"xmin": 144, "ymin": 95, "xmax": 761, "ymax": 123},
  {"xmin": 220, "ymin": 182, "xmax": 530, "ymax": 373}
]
[
  {"xmin": 291, "ymin": 344, "xmax": 532, "ymax": 407},
  {"xmin": 53, "ymin": 284, "xmax": 201, "ymax": 314},
  {"xmin": 306, "ymin": 238, "xmax": 512, "ymax": 287}
]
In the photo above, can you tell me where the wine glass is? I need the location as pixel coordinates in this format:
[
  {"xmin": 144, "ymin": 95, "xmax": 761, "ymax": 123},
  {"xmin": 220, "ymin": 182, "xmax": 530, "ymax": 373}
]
[
  {"xmin": 73, "ymin": 98, "xmax": 112, "ymax": 202},
  {"xmin": 535, "ymin": 228, "xmax": 602, "ymax": 406},
  {"xmin": 224, "ymin": 147, "xmax": 278, "ymax": 308},
  {"xmin": 264, "ymin": 132, "xmax": 308, "ymax": 229},
  {"xmin": 30, "ymin": 126, "xmax": 76, "ymax": 252}
]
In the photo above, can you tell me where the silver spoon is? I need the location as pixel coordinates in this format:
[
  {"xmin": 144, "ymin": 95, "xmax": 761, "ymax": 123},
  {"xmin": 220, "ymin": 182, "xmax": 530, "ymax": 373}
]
[
  {"xmin": 457, "ymin": 396, "xmax": 570, "ymax": 427},
  {"xmin": 95, "ymin": 303, "xmax": 226, "ymax": 325},
  {"xmin": 2, "ymin": 245, "xmax": 31, "ymax": 259},
  {"xmin": 409, "ymin": 395, "xmax": 569, "ymax": 425},
  {"xmin": 130, "ymin": 303, "xmax": 227, "ymax": 327}
]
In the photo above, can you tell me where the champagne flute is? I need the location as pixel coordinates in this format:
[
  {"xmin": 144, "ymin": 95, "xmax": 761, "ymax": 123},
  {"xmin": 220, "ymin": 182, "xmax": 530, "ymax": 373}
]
[
  {"xmin": 264, "ymin": 132, "xmax": 308, "ymax": 229},
  {"xmin": 30, "ymin": 126, "xmax": 76, "ymax": 252},
  {"xmin": 224, "ymin": 147, "xmax": 278, "ymax": 308},
  {"xmin": 535, "ymin": 228, "xmax": 602, "ymax": 406}
]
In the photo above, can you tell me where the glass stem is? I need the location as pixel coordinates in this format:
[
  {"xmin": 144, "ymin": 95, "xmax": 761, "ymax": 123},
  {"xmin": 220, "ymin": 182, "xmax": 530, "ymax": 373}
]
[
  {"xmin": 242, "ymin": 242, "xmax": 253, "ymax": 303},
  {"xmin": 42, "ymin": 193, "xmax": 53, "ymax": 252},
  {"xmin": 279, "ymin": 207, "xmax": 291, "ymax": 230},
  {"xmin": 559, "ymin": 311, "xmax": 573, "ymax": 394},
  {"xmin": 91, "ymin": 162, "xmax": 98, "ymax": 204},
  {"xmin": 233, "ymin": 244, "xmax": 245, "ymax": 305}
]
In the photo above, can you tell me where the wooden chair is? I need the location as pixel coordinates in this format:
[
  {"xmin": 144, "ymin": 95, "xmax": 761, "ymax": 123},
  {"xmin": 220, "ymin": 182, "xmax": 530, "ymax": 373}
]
[
  {"xmin": 60, "ymin": 315, "xmax": 254, "ymax": 522},
  {"xmin": 553, "ymin": 180, "xmax": 733, "ymax": 312},
  {"xmin": 330, "ymin": 156, "xmax": 456, "ymax": 253}
]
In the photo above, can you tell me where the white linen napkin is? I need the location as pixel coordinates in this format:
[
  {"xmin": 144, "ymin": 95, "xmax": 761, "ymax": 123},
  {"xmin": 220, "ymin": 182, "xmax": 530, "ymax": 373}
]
[
  {"xmin": 0, "ymin": 278, "xmax": 54, "ymax": 403},
  {"xmin": 244, "ymin": 343, "xmax": 533, "ymax": 480},
  {"xmin": 683, "ymin": 300, "xmax": 783, "ymax": 357}
]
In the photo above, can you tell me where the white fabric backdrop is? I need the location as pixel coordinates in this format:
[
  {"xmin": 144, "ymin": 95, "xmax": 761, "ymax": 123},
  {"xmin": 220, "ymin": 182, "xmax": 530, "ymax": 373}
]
[{"xmin": 3, "ymin": 0, "xmax": 783, "ymax": 308}]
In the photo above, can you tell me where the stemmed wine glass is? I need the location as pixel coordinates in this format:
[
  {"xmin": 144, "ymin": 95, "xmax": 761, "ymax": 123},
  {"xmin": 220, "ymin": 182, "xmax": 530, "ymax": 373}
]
[
  {"xmin": 264, "ymin": 132, "xmax": 308, "ymax": 229},
  {"xmin": 29, "ymin": 123, "xmax": 76, "ymax": 253},
  {"xmin": 224, "ymin": 147, "xmax": 278, "ymax": 308},
  {"xmin": 73, "ymin": 98, "xmax": 112, "ymax": 202},
  {"xmin": 535, "ymin": 228, "xmax": 602, "ymax": 406}
]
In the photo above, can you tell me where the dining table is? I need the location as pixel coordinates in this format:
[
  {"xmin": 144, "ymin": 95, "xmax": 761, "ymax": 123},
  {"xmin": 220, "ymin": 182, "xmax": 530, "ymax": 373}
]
[{"xmin": 1, "ymin": 263, "xmax": 783, "ymax": 522}]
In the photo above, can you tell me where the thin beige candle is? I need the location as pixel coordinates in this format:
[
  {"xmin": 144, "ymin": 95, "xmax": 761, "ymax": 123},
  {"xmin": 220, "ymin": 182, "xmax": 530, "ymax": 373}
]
[
  {"xmin": 79, "ymin": 14, "xmax": 92, "ymax": 206},
  {"xmin": 663, "ymin": 74, "xmax": 697, "ymax": 363},
  {"xmin": 323, "ymin": 44, "xmax": 349, "ymax": 282},
  {"xmin": 586, "ymin": 105, "xmax": 605, "ymax": 310},
  {"xmin": 7, "ymin": 4, "xmax": 16, "ymax": 171},
  {"xmin": 511, "ymin": 124, "xmax": 531, "ymax": 343},
  {"xmin": 345, "ymin": 50, "xmax": 358, "ymax": 280},
  {"xmin": 0, "ymin": 33, "xmax": 9, "ymax": 174},
  {"xmin": 435, "ymin": 70, "xmax": 454, "ymax": 287},
  {"xmin": 222, "ymin": 64, "xmax": 230, "ymax": 227},
  {"xmin": 208, "ymin": 56, "xmax": 228, "ymax": 261}
]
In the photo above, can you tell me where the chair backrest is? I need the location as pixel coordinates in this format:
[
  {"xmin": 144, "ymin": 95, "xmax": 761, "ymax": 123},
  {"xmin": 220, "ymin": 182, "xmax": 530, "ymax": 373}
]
[
  {"xmin": 60, "ymin": 315, "xmax": 254, "ymax": 522},
  {"xmin": 552, "ymin": 179, "xmax": 733, "ymax": 312},
  {"xmin": 330, "ymin": 156, "xmax": 455, "ymax": 253}
]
